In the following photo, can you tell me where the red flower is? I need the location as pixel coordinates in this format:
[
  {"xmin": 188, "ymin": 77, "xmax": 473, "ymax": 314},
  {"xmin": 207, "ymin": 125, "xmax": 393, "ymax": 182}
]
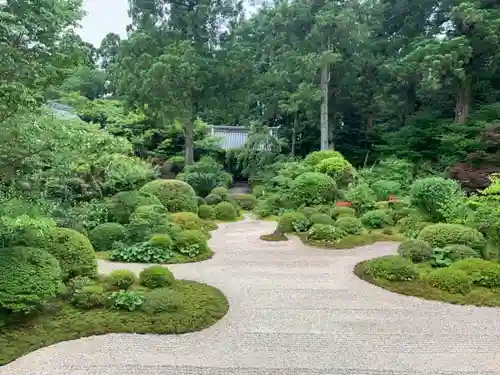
[
  {"xmin": 335, "ymin": 201, "xmax": 352, "ymax": 207},
  {"xmin": 388, "ymin": 195, "xmax": 400, "ymax": 202}
]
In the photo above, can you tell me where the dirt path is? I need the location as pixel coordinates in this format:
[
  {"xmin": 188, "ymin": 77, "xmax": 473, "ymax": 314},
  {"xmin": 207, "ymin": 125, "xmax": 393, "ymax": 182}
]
[{"xmin": 4, "ymin": 217, "xmax": 500, "ymax": 375}]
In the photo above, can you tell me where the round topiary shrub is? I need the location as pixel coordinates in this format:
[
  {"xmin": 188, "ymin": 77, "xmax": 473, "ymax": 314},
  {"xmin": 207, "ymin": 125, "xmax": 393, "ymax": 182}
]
[
  {"xmin": 310, "ymin": 213, "xmax": 334, "ymax": 225},
  {"xmin": 148, "ymin": 233, "xmax": 174, "ymax": 251},
  {"xmin": 443, "ymin": 244, "xmax": 480, "ymax": 261},
  {"xmin": 214, "ymin": 201, "xmax": 238, "ymax": 221},
  {"xmin": 306, "ymin": 224, "xmax": 346, "ymax": 242},
  {"xmin": 105, "ymin": 269, "xmax": 138, "ymax": 290},
  {"xmin": 205, "ymin": 193, "xmax": 223, "ymax": 205},
  {"xmin": 417, "ymin": 223, "xmax": 486, "ymax": 254},
  {"xmin": 366, "ymin": 255, "xmax": 418, "ymax": 281},
  {"xmin": 196, "ymin": 196, "xmax": 206, "ymax": 206},
  {"xmin": 427, "ymin": 268, "xmax": 472, "ymax": 294},
  {"xmin": 210, "ymin": 186, "xmax": 229, "ymax": 200},
  {"xmin": 127, "ymin": 205, "xmax": 176, "ymax": 242},
  {"xmin": 139, "ymin": 179, "xmax": 198, "ymax": 213},
  {"xmin": 89, "ymin": 222, "xmax": 127, "ymax": 252},
  {"xmin": 0, "ymin": 247, "xmax": 62, "ymax": 313},
  {"xmin": 330, "ymin": 206, "xmax": 356, "ymax": 219},
  {"xmin": 450, "ymin": 259, "xmax": 500, "ymax": 288},
  {"xmin": 171, "ymin": 212, "xmax": 207, "ymax": 231},
  {"xmin": 230, "ymin": 193, "xmax": 258, "ymax": 210},
  {"xmin": 304, "ymin": 150, "xmax": 344, "ymax": 166},
  {"xmin": 70, "ymin": 285, "xmax": 106, "ymax": 309},
  {"xmin": 174, "ymin": 230, "xmax": 209, "ymax": 257},
  {"xmin": 410, "ymin": 177, "xmax": 463, "ymax": 222},
  {"xmin": 298, "ymin": 207, "xmax": 319, "ymax": 218},
  {"xmin": 106, "ymin": 190, "xmax": 163, "ymax": 224},
  {"xmin": 314, "ymin": 155, "xmax": 356, "ymax": 187},
  {"xmin": 139, "ymin": 265, "xmax": 175, "ymax": 289},
  {"xmin": 361, "ymin": 209, "xmax": 393, "ymax": 229},
  {"xmin": 397, "ymin": 239, "xmax": 433, "ymax": 263},
  {"xmin": 290, "ymin": 172, "xmax": 336, "ymax": 206},
  {"xmin": 277, "ymin": 211, "xmax": 310, "ymax": 233},
  {"xmin": 21, "ymin": 227, "xmax": 97, "ymax": 280},
  {"xmin": 197, "ymin": 204, "xmax": 215, "ymax": 220},
  {"xmin": 335, "ymin": 216, "xmax": 364, "ymax": 235}
]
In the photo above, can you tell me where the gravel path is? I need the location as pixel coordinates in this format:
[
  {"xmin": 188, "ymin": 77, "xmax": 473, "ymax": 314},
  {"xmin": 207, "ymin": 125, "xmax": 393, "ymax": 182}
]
[{"xmin": 3, "ymin": 217, "xmax": 500, "ymax": 375}]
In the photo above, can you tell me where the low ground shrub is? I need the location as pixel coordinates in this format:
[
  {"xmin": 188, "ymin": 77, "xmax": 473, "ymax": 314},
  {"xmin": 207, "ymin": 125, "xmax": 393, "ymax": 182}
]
[
  {"xmin": 366, "ymin": 255, "xmax": 418, "ymax": 281},
  {"xmin": 214, "ymin": 201, "xmax": 238, "ymax": 221},
  {"xmin": 444, "ymin": 244, "xmax": 480, "ymax": 261},
  {"xmin": 298, "ymin": 207, "xmax": 319, "ymax": 218},
  {"xmin": 197, "ymin": 205, "xmax": 215, "ymax": 220},
  {"xmin": 141, "ymin": 288, "xmax": 184, "ymax": 314},
  {"xmin": 334, "ymin": 216, "xmax": 364, "ymax": 235},
  {"xmin": 105, "ymin": 270, "xmax": 138, "ymax": 290},
  {"xmin": 20, "ymin": 227, "xmax": 97, "ymax": 280},
  {"xmin": 108, "ymin": 290, "xmax": 144, "ymax": 311},
  {"xmin": 230, "ymin": 193, "xmax": 257, "ymax": 210},
  {"xmin": 397, "ymin": 239, "xmax": 433, "ymax": 263},
  {"xmin": 306, "ymin": 224, "xmax": 346, "ymax": 243},
  {"xmin": 397, "ymin": 215, "xmax": 430, "ymax": 239},
  {"xmin": 310, "ymin": 213, "xmax": 334, "ymax": 225},
  {"xmin": 417, "ymin": 223, "xmax": 486, "ymax": 254},
  {"xmin": 140, "ymin": 179, "xmax": 198, "ymax": 213},
  {"xmin": 139, "ymin": 266, "xmax": 175, "ymax": 289},
  {"xmin": 427, "ymin": 268, "xmax": 472, "ymax": 294},
  {"xmin": 451, "ymin": 259, "xmax": 500, "ymax": 288},
  {"xmin": 0, "ymin": 247, "xmax": 62, "ymax": 313},
  {"xmin": 330, "ymin": 206, "xmax": 356, "ymax": 219},
  {"xmin": 361, "ymin": 209, "xmax": 393, "ymax": 228},
  {"xmin": 260, "ymin": 232, "xmax": 289, "ymax": 241},
  {"xmin": 171, "ymin": 212, "xmax": 207, "ymax": 231},
  {"xmin": 89, "ymin": 223, "xmax": 127, "ymax": 251},
  {"xmin": 205, "ymin": 193, "xmax": 223, "ymax": 205},
  {"xmin": 111, "ymin": 241, "xmax": 173, "ymax": 263},
  {"xmin": 277, "ymin": 212, "xmax": 309, "ymax": 233},
  {"xmin": 210, "ymin": 187, "xmax": 229, "ymax": 200},
  {"xmin": 174, "ymin": 230, "xmax": 209, "ymax": 257},
  {"xmin": 70, "ymin": 285, "xmax": 106, "ymax": 309}
]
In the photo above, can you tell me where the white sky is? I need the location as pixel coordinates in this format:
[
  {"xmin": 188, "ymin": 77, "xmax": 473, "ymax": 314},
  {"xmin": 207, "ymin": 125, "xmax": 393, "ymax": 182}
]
[{"xmin": 78, "ymin": 0, "xmax": 130, "ymax": 46}]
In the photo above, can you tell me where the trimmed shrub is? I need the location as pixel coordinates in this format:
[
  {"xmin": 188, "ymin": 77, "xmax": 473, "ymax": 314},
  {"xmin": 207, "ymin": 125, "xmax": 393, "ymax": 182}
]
[
  {"xmin": 277, "ymin": 212, "xmax": 310, "ymax": 233},
  {"xmin": 177, "ymin": 157, "xmax": 232, "ymax": 197},
  {"xmin": 141, "ymin": 288, "xmax": 183, "ymax": 314},
  {"xmin": 205, "ymin": 193, "xmax": 223, "ymax": 205},
  {"xmin": 196, "ymin": 196, "xmax": 206, "ymax": 205},
  {"xmin": 66, "ymin": 276, "xmax": 94, "ymax": 295},
  {"xmin": 299, "ymin": 207, "xmax": 319, "ymax": 218},
  {"xmin": 105, "ymin": 270, "xmax": 138, "ymax": 290},
  {"xmin": 230, "ymin": 193, "xmax": 258, "ymax": 210},
  {"xmin": 335, "ymin": 216, "xmax": 364, "ymax": 235},
  {"xmin": 171, "ymin": 212, "xmax": 207, "ymax": 231},
  {"xmin": 366, "ymin": 255, "xmax": 418, "ymax": 281},
  {"xmin": 127, "ymin": 205, "xmax": 176, "ymax": 242},
  {"xmin": 148, "ymin": 233, "xmax": 174, "ymax": 251},
  {"xmin": 330, "ymin": 206, "xmax": 356, "ymax": 219},
  {"xmin": 290, "ymin": 172, "xmax": 336, "ymax": 206},
  {"xmin": 89, "ymin": 223, "xmax": 126, "ymax": 251},
  {"xmin": 397, "ymin": 215, "xmax": 430, "ymax": 239},
  {"xmin": 361, "ymin": 209, "xmax": 393, "ymax": 229},
  {"xmin": 0, "ymin": 247, "xmax": 62, "ymax": 313},
  {"xmin": 106, "ymin": 190, "xmax": 163, "ymax": 224},
  {"xmin": 197, "ymin": 205, "xmax": 215, "ymax": 220},
  {"xmin": 211, "ymin": 186, "xmax": 229, "ymax": 200},
  {"xmin": 310, "ymin": 213, "xmax": 334, "ymax": 225},
  {"xmin": 443, "ymin": 244, "xmax": 480, "ymax": 261},
  {"xmin": 397, "ymin": 239, "xmax": 433, "ymax": 263},
  {"xmin": 306, "ymin": 224, "xmax": 346, "ymax": 242},
  {"xmin": 315, "ymin": 155, "xmax": 356, "ymax": 186},
  {"xmin": 174, "ymin": 230, "xmax": 209, "ymax": 257},
  {"xmin": 214, "ymin": 201, "xmax": 238, "ymax": 221},
  {"xmin": 304, "ymin": 150, "xmax": 344, "ymax": 166},
  {"xmin": 410, "ymin": 177, "xmax": 463, "ymax": 222},
  {"xmin": 21, "ymin": 227, "xmax": 97, "ymax": 280},
  {"xmin": 451, "ymin": 259, "xmax": 500, "ymax": 288},
  {"xmin": 427, "ymin": 268, "xmax": 472, "ymax": 294},
  {"xmin": 140, "ymin": 179, "xmax": 198, "ymax": 213},
  {"xmin": 139, "ymin": 265, "xmax": 175, "ymax": 289},
  {"xmin": 70, "ymin": 285, "xmax": 106, "ymax": 309},
  {"xmin": 371, "ymin": 180, "xmax": 401, "ymax": 201},
  {"xmin": 417, "ymin": 224, "xmax": 486, "ymax": 253}
]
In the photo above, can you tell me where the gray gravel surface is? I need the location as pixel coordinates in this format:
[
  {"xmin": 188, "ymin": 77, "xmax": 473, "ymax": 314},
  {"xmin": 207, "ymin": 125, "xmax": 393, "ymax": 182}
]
[{"xmin": 3, "ymin": 216, "xmax": 500, "ymax": 375}]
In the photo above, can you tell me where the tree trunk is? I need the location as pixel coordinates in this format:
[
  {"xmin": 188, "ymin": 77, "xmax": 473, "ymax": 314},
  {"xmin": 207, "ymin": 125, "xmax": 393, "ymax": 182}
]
[
  {"xmin": 291, "ymin": 112, "xmax": 298, "ymax": 157},
  {"xmin": 320, "ymin": 63, "xmax": 329, "ymax": 150},
  {"xmin": 367, "ymin": 116, "xmax": 373, "ymax": 129},
  {"xmin": 455, "ymin": 78, "xmax": 471, "ymax": 123},
  {"xmin": 183, "ymin": 121, "xmax": 194, "ymax": 166}
]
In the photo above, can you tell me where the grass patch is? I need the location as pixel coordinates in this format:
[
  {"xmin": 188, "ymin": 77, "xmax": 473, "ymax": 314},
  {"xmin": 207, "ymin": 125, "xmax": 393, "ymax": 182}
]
[
  {"xmin": 354, "ymin": 261, "xmax": 500, "ymax": 307},
  {"xmin": 0, "ymin": 280, "xmax": 228, "ymax": 365},
  {"xmin": 260, "ymin": 232, "xmax": 288, "ymax": 241},
  {"xmin": 96, "ymin": 250, "xmax": 214, "ymax": 264},
  {"xmin": 300, "ymin": 229, "xmax": 405, "ymax": 249}
]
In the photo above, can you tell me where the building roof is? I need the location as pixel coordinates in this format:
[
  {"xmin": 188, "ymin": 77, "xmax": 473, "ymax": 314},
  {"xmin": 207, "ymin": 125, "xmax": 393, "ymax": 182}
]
[{"xmin": 209, "ymin": 125, "xmax": 279, "ymax": 150}]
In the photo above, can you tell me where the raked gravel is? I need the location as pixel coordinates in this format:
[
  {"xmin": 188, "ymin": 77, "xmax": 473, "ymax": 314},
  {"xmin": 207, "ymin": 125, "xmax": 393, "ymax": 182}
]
[{"xmin": 3, "ymin": 216, "xmax": 500, "ymax": 375}]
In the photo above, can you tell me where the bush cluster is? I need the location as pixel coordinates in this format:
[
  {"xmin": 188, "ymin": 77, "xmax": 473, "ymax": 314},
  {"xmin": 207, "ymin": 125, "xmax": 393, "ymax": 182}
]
[
  {"xmin": 427, "ymin": 268, "xmax": 472, "ymax": 294},
  {"xmin": 175, "ymin": 230, "xmax": 210, "ymax": 257},
  {"xmin": 139, "ymin": 266, "xmax": 175, "ymax": 289},
  {"xmin": 306, "ymin": 224, "xmax": 346, "ymax": 243},
  {"xmin": 417, "ymin": 224, "xmax": 486, "ymax": 253},
  {"xmin": 397, "ymin": 239, "xmax": 433, "ymax": 263},
  {"xmin": 140, "ymin": 179, "xmax": 198, "ymax": 213},
  {"xmin": 230, "ymin": 193, "xmax": 257, "ymax": 210},
  {"xmin": 310, "ymin": 213, "xmax": 334, "ymax": 225},
  {"xmin": 366, "ymin": 255, "xmax": 418, "ymax": 281},
  {"xmin": 214, "ymin": 201, "xmax": 238, "ymax": 221},
  {"xmin": 361, "ymin": 209, "xmax": 393, "ymax": 229},
  {"xmin": 277, "ymin": 212, "xmax": 309, "ymax": 233},
  {"xmin": 89, "ymin": 222, "xmax": 126, "ymax": 251},
  {"xmin": 289, "ymin": 172, "xmax": 336, "ymax": 206}
]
